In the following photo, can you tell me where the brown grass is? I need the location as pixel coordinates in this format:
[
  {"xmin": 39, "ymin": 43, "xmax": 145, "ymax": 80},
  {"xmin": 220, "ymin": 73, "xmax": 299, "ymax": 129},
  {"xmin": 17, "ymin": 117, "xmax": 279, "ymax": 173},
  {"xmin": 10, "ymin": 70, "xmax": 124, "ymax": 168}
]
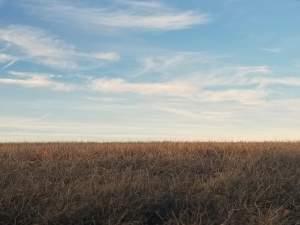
[{"xmin": 0, "ymin": 142, "xmax": 300, "ymax": 225}]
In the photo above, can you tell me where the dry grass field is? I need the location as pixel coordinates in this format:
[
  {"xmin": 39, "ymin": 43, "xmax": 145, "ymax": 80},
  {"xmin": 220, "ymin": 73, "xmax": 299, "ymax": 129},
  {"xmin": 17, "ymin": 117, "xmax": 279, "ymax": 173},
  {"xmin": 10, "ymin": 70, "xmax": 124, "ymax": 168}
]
[{"xmin": 0, "ymin": 142, "xmax": 300, "ymax": 225}]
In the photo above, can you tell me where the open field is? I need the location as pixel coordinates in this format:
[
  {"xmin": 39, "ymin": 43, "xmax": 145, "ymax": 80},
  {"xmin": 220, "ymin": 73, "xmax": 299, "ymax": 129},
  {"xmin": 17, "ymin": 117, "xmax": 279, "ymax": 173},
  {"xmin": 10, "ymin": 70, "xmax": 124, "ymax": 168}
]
[{"xmin": 0, "ymin": 142, "xmax": 300, "ymax": 225}]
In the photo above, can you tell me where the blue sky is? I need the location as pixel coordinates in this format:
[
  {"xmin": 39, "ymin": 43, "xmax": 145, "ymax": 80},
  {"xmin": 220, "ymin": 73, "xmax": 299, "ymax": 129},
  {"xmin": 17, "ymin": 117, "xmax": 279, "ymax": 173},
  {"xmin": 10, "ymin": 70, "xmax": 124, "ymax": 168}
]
[{"xmin": 1, "ymin": 0, "xmax": 300, "ymax": 141}]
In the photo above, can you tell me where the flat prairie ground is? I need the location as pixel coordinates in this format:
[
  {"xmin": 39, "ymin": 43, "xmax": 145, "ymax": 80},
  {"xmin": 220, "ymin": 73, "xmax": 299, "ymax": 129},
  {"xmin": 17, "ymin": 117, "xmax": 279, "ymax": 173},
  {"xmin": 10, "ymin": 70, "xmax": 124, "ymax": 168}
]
[{"xmin": 0, "ymin": 142, "xmax": 300, "ymax": 225}]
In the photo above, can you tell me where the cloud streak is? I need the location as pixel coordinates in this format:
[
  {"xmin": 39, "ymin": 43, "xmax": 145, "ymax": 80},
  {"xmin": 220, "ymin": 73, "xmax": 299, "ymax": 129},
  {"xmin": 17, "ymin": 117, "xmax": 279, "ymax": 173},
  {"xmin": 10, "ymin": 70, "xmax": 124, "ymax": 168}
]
[
  {"xmin": 262, "ymin": 48, "xmax": 282, "ymax": 53},
  {"xmin": 0, "ymin": 53, "xmax": 14, "ymax": 63},
  {"xmin": 0, "ymin": 71, "xmax": 76, "ymax": 91},
  {"xmin": 91, "ymin": 78, "xmax": 197, "ymax": 96},
  {"xmin": 235, "ymin": 66, "xmax": 272, "ymax": 76},
  {"xmin": 0, "ymin": 25, "xmax": 120, "ymax": 70},
  {"xmin": 0, "ymin": 53, "xmax": 17, "ymax": 70},
  {"xmin": 90, "ymin": 52, "xmax": 121, "ymax": 62},
  {"xmin": 22, "ymin": 0, "xmax": 209, "ymax": 31},
  {"xmin": 201, "ymin": 89, "xmax": 267, "ymax": 105},
  {"xmin": 0, "ymin": 25, "xmax": 77, "ymax": 69}
]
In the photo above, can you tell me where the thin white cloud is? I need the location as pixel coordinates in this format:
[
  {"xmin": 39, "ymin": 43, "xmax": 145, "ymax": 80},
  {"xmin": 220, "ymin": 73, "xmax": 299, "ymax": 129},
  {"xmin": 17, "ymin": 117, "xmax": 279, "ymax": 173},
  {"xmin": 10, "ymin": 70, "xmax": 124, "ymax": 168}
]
[
  {"xmin": 139, "ymin": 52, "xmax": 270, "ymax": 80},
  {"xmin": 141, "ymin": 53, "xmax": 214, "ymax": 72},
  {"xmin": 89, "ymin": 76, "xmax": 267, "ymax": 105},
  {"xmin": 22, "ymin": 0, "xmax": 209, "ymax": 31},
  {"xmin": 0, "ymin": 25, "xmax": 120, "ymax": 70},
  {"xmin": 0, "ymin": 25, "xmax": 77, "ymax": 69},
  {"xmin": 0, "ymin": 53, "xmax": 14, "ymax": 63},
  {"xmin": 0, "ymin": 53, "xmax": 17, "ymax": 70},
  {"xmin": 262, "ymin": 48, "xmax": 281, "ymax": 53},
  {"xmin": 0, "ymin": 72, "xmax": 76, "ymax": 91},
  {"xmin": 131, "ymin": 53, "xmax": 286, "ymax": 104},
  {"xmin": 90, "ymin": 52, "xmax": 121, "ymax": 62},
  {"xmin": 157, "ymin": 106, "xmax": 234, "ymax": 121},
  {"xmin": 137, "ymin": 52, "xmax": 226, "ymax": 79},
  {"xmin": 201, "ymin": 89, "xmax": 267, "ymax": 105},
  {"xmin": 1, "ymin": 59, "xmax": 18, "ymax": 70},
  {"xmin": 8, "ymin": 70, "xmax": 63, "ymax": 79},
  {"xmin": 91, "ymin": 78, "xmax": 197, "ymax": 96},
  {"xmin": 2, "ymin": 48, "xmax": 300, "ymax": 105},
  {"xmin": 119, "ymin": 0, "xmax": 163, "ymax": 9},
  {"xmin": 209, "ymin": 66, "xmax": 300, "ymax": 89},
  {"xmin": 235, "ymin": 66, "xmax": 271, "ymax": 76},
  {"xmin": 256, "ymin": 76, "xmax": 300, "ymax": 87},
  {"xmin": 181, "ymin": 65, "xmax": 273, "ymax": 87}
]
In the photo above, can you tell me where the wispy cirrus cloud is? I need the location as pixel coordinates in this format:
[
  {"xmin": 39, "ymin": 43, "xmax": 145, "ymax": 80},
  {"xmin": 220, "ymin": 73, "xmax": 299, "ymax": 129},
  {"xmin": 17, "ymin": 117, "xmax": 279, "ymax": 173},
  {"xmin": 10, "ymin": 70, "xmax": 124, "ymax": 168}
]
[
  {"xmin": 0, "ymin": 25, "xmax": 77, "ymax": 69},
  {"xmin": 0, "ymin": 25, "xmax": 120, "ymax": 70},
  {"xmin": 262, "ymin": 48, "xmax": 282, "ymax": 54},
  {"xmin": 118, "ymin": 0, "xmax": 163, "ymax": 9},
  {"xmin": 22, "ymin": 0, "xmax": 209, "ymax": 31},
  {"xmin": 235, "ymin": 66, "xmax": 272, "ymax": 76},
  {"xmin": 2, "ymin": 50, "xmax": 300, "ymax": 105},
  {"xmin": 139, "ymin": 53, "xmax": 271, "ymax": 79},
  {"xmin": 90, "ymin": 52, "xmax": 121, "ymax": 62},
  {"xmin": 201, "ymin": 89, "xmax": 267, "ymax": 105},
  {"xmin": 0, "ymin": 53, "xmax": 15, "ymax": 63},
  {"xmin": 127, "ymin": 51, "xmax": 300, "ymax": 104},
  {"xmin": 156, "ymin": 106, "xmax": 234, "ymax": 121},
  {"xmin": 140, "ymin": 52, "xmax": 222, "ymax": 74},
  {"xmin": 0, "ymin": 71, "xmax": 76, "ymax": 91},
  {"xmin": 255, "ymin": 76, "xmax": 300, "ymax": 88},
  {"xmin": 88, "ymin": 76, "xmax": 267, "ymax": 105},
  {"xmin": 90, "ymin": 78, "xmax": 196, "ymax": 96},
  {"xmin": 0, "ymin": 53, "xmax": 17, "ymax": 70}
]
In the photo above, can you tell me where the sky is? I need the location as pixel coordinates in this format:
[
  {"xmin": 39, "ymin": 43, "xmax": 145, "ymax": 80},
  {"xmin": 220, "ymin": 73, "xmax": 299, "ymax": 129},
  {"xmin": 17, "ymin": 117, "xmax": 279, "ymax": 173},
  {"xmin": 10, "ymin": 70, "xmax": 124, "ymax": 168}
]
[{"xmin": 1, "ymin": 0, "xmax": 300, "ymax": 142}]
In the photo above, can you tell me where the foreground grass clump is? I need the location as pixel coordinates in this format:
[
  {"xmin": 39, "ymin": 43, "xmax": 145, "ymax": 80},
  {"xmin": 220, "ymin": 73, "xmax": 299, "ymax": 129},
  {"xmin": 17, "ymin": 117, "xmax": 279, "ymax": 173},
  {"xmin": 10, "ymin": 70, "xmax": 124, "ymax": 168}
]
[{"xmin": 0, "ymin": 142, "xmax": 300, "ymax": 225}]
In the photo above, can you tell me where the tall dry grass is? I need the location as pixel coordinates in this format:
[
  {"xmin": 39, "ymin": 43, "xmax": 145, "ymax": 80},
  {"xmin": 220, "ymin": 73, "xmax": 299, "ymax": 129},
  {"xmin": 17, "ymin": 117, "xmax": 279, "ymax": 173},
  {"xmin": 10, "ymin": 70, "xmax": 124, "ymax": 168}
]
[{"xmin": 0, "ymin": 142, "xmax": 300, "ymax": 225}]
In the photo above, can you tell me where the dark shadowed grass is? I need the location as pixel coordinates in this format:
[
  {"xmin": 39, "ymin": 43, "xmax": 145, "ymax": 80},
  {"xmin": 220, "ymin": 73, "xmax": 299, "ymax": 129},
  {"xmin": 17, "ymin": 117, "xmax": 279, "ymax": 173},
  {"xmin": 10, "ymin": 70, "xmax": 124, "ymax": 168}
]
[{"xmin": 0, "ymin": 142, "xmax": 300, "ymax": 225}]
